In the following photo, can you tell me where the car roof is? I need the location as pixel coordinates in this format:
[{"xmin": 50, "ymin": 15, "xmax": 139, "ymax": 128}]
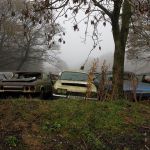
[{"xmin": 13, "ymin": 71, "xmax": 41, "ymax": 73}]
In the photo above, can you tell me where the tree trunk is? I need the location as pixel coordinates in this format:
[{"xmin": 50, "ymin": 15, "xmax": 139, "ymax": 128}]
[
  {"xmin": 111, "ymin": 0, "xmax": 131, "ymax": 99},
  {"xmin": 17, "ymin": 45, "xmax": 30, "ymax": 71},
  {"xmin": 111, "ymin": 27, "xmax": 125, "ymax": 98},
  {"xmin": 0, "ymin": 34, "xmax": 5, "ymax": 51}
]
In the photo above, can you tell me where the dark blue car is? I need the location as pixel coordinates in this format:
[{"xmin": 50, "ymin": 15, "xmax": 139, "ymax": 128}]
[
  {"xmin": 123, "ymin": 80, "xmax": 150, "ymax": 99},
  {"xmin": 94, "ymin": 72, "xmax": 150, "ymax": 99}
]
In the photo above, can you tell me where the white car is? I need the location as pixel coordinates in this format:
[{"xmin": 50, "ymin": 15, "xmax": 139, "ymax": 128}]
[{"xmin": 53, "ymin": 71, "xmax": 97, "ymax": 99}]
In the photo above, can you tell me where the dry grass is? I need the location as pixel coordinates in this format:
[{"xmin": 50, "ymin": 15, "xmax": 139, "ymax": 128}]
[
  {"xmin": 0, "ymin": 98, "xmax": 150, "ymax": 149},
  {"xmin": 86, "ymin": 59, "xmax": 98, "ymax": 99},
  {"xmin": 97, "ymin": 60, "xmax": 110, "ymax": 101}
]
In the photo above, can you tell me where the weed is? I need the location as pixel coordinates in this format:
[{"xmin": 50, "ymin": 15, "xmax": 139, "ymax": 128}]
[
  {"xmin": 98, "ymin": 60, "xmax": 110, "ymax": 101},
  {"xmin": 42, "ymin": 121, "xmax": 62, "ymax": 132},
  {"xmin": 51, "ymin": 122, "xmax": 62, "ymax": 131},
  {"xmin": 5, "ymin": 135, "xmax": 18, "ymax": 147},
  {"xmin": 86, "ymin": 59, "xmax": 98, "ymax": 99},
  {"xmin": 81, "ymin": 130, "xmax": 105, "ymax": 149},
  {"xmin": 129, "ymin": 73, "xmax": 138, "ymax": 102},
  {"xmin": 42, "ymin": 120, "xmax": 51, "ymax": 131}
]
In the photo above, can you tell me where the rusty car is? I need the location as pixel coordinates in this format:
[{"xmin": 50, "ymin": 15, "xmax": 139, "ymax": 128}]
[{"xmin": 0, "ymin": 72, "xmax": 53, "ymax": 99}]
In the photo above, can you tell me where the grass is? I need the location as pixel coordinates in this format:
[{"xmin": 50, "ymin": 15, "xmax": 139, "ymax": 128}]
[{"xmin": 0, "ymin": 98, "xmax": 150, "ymax": 149}]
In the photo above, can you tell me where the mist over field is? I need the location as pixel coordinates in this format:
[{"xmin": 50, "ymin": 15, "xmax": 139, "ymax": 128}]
[{"xmin": 54, "ymin": 52, "xmax": 149, "ymax": 74}]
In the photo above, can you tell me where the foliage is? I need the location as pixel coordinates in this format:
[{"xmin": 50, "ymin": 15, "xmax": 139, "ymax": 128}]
[{"xmin": 98, "ymin": 60, "xmax": 110, "ymax": 101}]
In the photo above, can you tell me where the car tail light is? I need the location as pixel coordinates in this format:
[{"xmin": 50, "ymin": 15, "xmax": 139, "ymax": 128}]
[
  {"xmin": 0, "ymin": 86, "xmax": 3, "ymax": 90},
  {"xmin": 30, "ymin": 86, "xmax": 35, "ymax": 91},
  {"xmin": 25, "ymin": 86, "xmax": 29, "ymax": 91}
]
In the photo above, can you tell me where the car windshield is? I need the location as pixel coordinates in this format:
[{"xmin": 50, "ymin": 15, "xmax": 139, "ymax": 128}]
[
  {"xmin": 60, "ymin": 72, "xmax": 88, "ymax": 81},
  {"xmin": 105, "ymin": 72, "xmax": 136, "ymax": 81},
  {"xmin": 12, "ymin": 72, "xmax": 42, "ymax": 79}
]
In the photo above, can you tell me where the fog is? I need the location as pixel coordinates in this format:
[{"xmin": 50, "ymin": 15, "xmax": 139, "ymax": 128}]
[
  {"xmin": 55, "ymin": 18, "xmax": 150, "ymax": 74},
  {"xmin": 58, "ymin": 18, "xmax": 114, "ymax": 69}
]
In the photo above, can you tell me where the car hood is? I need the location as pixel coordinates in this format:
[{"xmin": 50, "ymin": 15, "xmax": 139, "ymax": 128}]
[{"xmin": 54, "ymin": 80, "xmax": 97, "ymax": 93}]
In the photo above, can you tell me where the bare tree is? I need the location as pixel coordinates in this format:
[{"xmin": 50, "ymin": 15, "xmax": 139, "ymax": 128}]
[{"xmin": 0, "ymin": 0, "xmax": 63, "ymax": 71}]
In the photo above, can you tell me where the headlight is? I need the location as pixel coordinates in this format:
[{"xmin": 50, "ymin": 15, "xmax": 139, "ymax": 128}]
[{"xmin": 57, "ymin": 88, "xmax": 67, "ymax": 94}]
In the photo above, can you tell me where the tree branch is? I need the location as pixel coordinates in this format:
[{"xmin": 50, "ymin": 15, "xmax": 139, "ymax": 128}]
[
  {"xmin": 47, "ymin": 0, "xmax": 69, "ymax": 10},
  {"xmin": 92, "ymin": 0, "xmax": 112, "ymax": 18}
]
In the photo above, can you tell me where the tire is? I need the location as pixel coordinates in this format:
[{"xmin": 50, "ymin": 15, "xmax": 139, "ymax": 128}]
[
  {"xmin": 40, "ymin": 89, "xmax": 53, "ymax": 100},
  {"xmin": 40, "ymin": 88, "xmax": 46, "ymax": 100}
]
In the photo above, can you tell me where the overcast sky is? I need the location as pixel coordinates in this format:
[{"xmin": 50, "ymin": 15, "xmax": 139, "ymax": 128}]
[{"xmin": 57, "ymin": 15, "xmax": 114, "ymax": 69}]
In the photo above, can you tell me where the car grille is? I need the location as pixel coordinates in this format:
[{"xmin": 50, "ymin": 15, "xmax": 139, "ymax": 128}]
[{"xmin": 62, "ymin": 83, "xmax": 87, "ymax": 87}]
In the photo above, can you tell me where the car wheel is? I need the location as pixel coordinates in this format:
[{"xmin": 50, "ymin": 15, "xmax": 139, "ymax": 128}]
[
  {"xmin": 0, "ymin": 93, "xmax": 3, "ymax": 99},
  {"xmin": 40, "ymin": 88, "xmax": 53, "ymax": 100},
  {"xmin": 40, "ymin": 88, "xmax": 46, "ymax": 100},
  {"xmin": 48, "ymin": 91, "xmax": 53, "ymax": 99}
]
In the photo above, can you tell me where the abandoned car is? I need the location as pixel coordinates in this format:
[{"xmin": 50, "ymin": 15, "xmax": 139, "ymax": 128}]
[
  {"xmin": 0, "ymin": 72, "xmax": 53, "ymax": 99},
  {"xmin": 94, "ymin": 72, "xmax": 150, "ymax": 99},
  {"xmin": 53, "ymin": 71, "xmax": 97, "ymax": 99},
  {"xmin": 0, "ymin": 74, "xmax": 7, "ymax": 81}
]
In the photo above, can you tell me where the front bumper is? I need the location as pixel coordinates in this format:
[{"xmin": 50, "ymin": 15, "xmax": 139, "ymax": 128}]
[
  {"xmin": 53, "ymin": 91, "xmax": 97, "ymax": 100},
  {"xmin": 0, "ymin": 85, "xmax": 37, "ymax": 93}
]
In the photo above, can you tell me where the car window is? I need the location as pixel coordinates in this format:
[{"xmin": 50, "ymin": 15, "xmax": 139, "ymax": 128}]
[
  {"xmin": 0, "ymin": 74, "xmax": 6, "ymax": 81},
  {"xmin": 92, "ymin": 72, "xmax": 138, "ymax": 82},
  {"xmin": 60, "ymin": 72, "xmax": 88, "ymax": 81},
  {"xmin": 106, "ymin": 72, "xmax": 137, "ymax": 81},
  {"xmin": 2, "ymin": 72, "xmax": 13, "ymax": 79}
]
